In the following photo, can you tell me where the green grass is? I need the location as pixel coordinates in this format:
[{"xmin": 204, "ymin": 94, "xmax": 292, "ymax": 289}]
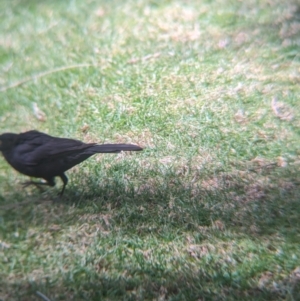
[{"xmin": 1, "ymin": 0, "xmax": 300, "ymax": 300}]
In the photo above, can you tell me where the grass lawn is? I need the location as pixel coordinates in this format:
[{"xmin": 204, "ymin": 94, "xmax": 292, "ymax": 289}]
[{"xmin": 0, "ymin": 0, "xmax": 300, "ymax": 300}]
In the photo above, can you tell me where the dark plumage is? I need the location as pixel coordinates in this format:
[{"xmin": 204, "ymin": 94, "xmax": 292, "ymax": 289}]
[{"xmin": 0, "ymin": 130, "xmax": 142, "ymax": 195}]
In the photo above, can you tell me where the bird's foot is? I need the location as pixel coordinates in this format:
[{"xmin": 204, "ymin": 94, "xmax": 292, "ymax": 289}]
[
  {"xmin": 22, "ymin": 181, "xmax": 48, "ymax": 192},
  {"xmin": 22, "ymin": 181, "xmax": 36, "ymax": 188}
]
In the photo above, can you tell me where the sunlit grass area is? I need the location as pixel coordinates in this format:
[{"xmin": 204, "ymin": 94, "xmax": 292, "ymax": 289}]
[{"xmin": 0, "ymin": 0, "xmax": 300, "ymax": 300}]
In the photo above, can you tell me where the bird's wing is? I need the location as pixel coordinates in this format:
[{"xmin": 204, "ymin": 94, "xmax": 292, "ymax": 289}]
[
  {"xmin": 19, "ymin": 134, "xmax": 95, "ymax": 165},
  {"xmin": 16, "ymin": 131, "xmax": 142, "ymax": 166}
]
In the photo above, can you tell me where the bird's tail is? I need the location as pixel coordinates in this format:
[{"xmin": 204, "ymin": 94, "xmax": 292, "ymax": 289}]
[{"xmin": 90, "ymin": 144, "xmax": 143, "ymax": 153}]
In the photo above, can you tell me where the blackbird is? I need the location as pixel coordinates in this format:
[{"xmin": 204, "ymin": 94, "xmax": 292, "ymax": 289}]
[{"xmin": 0, "ymin": 130, "xmax": 142, "ymax": 195}]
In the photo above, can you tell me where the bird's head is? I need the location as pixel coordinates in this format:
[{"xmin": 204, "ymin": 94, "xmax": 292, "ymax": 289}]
[{"xmin": 0, "ymin": 133, "xmax": 18, "ymax": 151}]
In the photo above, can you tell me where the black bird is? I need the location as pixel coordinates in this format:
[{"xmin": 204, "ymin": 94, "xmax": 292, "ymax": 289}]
[{"xmin": 0, "ymin": 130, "xmax": 143, "ymax": 195}]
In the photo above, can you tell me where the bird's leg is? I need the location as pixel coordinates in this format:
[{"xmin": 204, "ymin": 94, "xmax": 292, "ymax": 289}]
[
  {"xmin": 22, "ymin": 178, "xmax": 55, "ymax": 192},
  {"xmin": 59, "ymin": 173, "xmax": 68, "ymax": 196},
  {"xmin": 22, "ymin": 181, "xmax": 45, "ymax": 192}
]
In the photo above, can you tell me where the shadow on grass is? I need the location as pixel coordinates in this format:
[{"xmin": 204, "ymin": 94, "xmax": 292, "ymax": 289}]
[
  {"xmin": 2, "ymin": 161, "xmax": 299, "ymax": 238},
  {"xmin": 0, "ymin": 162, "xmax": 299, "ymax": 301},
  {"xmin": 2, "ymin": 265, "xmax": 300, "ymax": 301}
]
